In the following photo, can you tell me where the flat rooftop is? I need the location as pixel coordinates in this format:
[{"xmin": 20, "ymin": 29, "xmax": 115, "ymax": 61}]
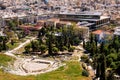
[
  {"xmin": 59, "ymin": 11, "xmax": 103, "ymax": 16},
  {"xmin": 38, "ymin": 18, "xmax": 72, "ymax": 25},
  {"xmin": 60, "ymin": 18, "xmax": 110, "ymax": 22},
  {"xmin": 113, "ymin": 27, "xmax": 120, "ymax": 36},
  {"xmin": 77, "ymin": 21, "xmax": 95, "ymax": 27}
]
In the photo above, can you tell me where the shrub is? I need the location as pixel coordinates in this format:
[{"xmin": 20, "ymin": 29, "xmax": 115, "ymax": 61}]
[
  {"xmin": 106, "ymin": 57, "xmax": 113, "ymax": 67},
  {"xmin": 73, "ymin": 37, "xmax": 81, "ymax": 45},
  {"xmin": 108, "ymin": 53, "xmax": 117, "ymax": 61},
  {"xmin": 40, "ymin": 44, "xmax": 47, "ymax": 54},
  {"xmin": 52, "ymin": 47, "xmax": 59, "ymax": 53},
  {"xmin": 82, "ymin": 70, "xmax": 89, "ymax": 77},
  {"xmin": 25, "ymin": 44, "xmax": 31, "ymax": 53},
  {"xmin": 110, "ymin": 62, "xmax": 116, "ymax": 69},
  {"xmin": 68, "ymin": 46, "xmax": 75, "ymax": 52},
  {"xmin": 81, "ymin": 55, "xmax": 89, "ymax": 63},
  {"xmin": 62, "ymin": 46, "xmax": 68, "ymax": 51}
]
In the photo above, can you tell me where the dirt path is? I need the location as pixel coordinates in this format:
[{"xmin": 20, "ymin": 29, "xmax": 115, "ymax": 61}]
[
  {"xmin": 72, "ymin": 45, "xmax": 95, "ymax": 79},
  {"xmin": 4, "ymin": 37, "xmax": 36, "ymax": 58},
  {"xmin": 72, "ymin": 45, "xmax": 85, "ymax": 61}
]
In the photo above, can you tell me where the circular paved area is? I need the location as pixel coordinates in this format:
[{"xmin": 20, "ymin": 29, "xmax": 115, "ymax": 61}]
[
  {"xmin": 7, "ymin": 58, "xmax": 64, "ymax": 76},
  {"xmin": 22, "ymin": 61, "xmax": 50, "ymax": 72}
]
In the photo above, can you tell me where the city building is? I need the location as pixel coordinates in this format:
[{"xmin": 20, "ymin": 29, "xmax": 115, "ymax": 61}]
[
  {"xmin": 57, "ymin": 11, "xmax": 110, "ymax": 30},
  {"xmin": 37, "ymin": 18, "xmax": 72, "ymax": 28},
  {"xmin": 114, "ymin": 27, "xmax": 120, "ymax": 36},
  {"xmin": 77, "ymin": 26, "xmax": 89, "ymax": 39},
  {"xmin": 76, "ymin": 21, "xmax": 95, "ymax": 30},
  {"xmin": 92, "ymin": 30, "xmax": 112, "ymax": 43}
]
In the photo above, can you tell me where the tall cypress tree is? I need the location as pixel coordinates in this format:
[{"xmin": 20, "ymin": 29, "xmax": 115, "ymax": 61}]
[
  {"xmin": 2, "ymin": 37, "xmax": 7, "ymax": 50},
  {"xmin": 83, "ymin": 39, "xmax": 86, "ymax": 49},
  {"xmin": 90, "ymin": 33, "xmax": 94, "ymax": 44},
  {"xmin": 96, "ymin": 62, "xmax": 101, "ymax": 78},
  {"xmin": 100, "ymin": 54, "xmax": 106, "ymax": 80},
  {"xmin": 114, "ymin": 36, "xmax": 120, "ymax": 53},
  {"xmin": 90, "ymin": 41, "xmax": 97, "ymax": 56},
  {"xmin": 96, "ymin": 55, "xmax": 101, "ymax": 78},
  {"xmin": 94, "ymin": 35, "xmax": 98, "ymax": 46},
  {"xmin": 48, "ymin": 33, "xmax": 53, "ymax": 55},
  {"xmin": 100, "ymin": 42, "xmax": 104, "ymax": 53}
]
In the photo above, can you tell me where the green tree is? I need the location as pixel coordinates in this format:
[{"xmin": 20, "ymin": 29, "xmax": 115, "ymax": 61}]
[
  {"xmin": 2, "ymin": 37, "xmax": 7, "ymax": 50},
  {"xmin": 0, "ymin": 44, "xmax": 2, "ymax": 52},
  {"xmin": 11, "ymin": 39, "xmax": 14, "ymax": 45},
  {"xmin": 8, "ymin": 20, "xmax": 16, "ymax": 30},
  {"xmin": 31, "ymin": 41, "xmax": 40, "ymax": 52},
  {"xmin": 100, "ymin": 54, "xmax": 107, "ymax": 80},
  {"xmin": 85, "ymin": 41, "xmax": 91, "ymax": 52},
  {"xmin": 90, "ymin": 41, "xmax": 97, "ymax": 56},
  {"xmin": 103, "ymin": 44, "xmax": 109, "ymax": 56},
  {"xmin": 112, "ymin": 36, "xmax": 120, "ymax": 53},
  {"xmin": 73, "ymin": 37, "xmax": 81, "ymax": 45},
  {"xmin": 110, "ymin": 48, "xmax": 116, "ymax": 53},
  {"xmin": 108, "ymin": 53, "xmax": 117, "ymax": 61},
  {"xmin": 52, "ymin": 47, "xmax": 59, "ymax": 54},
  {"xmin": 47, "ymin": 33, "xmax": 53, "ymax": 55},
  {"xmin": 40, "ymin": 44, "xmax": 47, "ymax": 54},
  {"xmin": 96, "ymin": 63, "xmax": 101, "ymax": 78},
  {"xmin": 110, "ymin": 62, "xmax": 116, "ymax": 69},
  {"xmin": 25, "ymin": 44, "xmax": 31, "ymax": 54},
  {"xmin": 83, "ymin": 39, "xmax": 86, "ymax": 48},
  {"xmin": 100, "ymin": 42, "xmax": 104, "ymax": 53},
  {"xmin": 82, "ymin": 70, "xmax": 89, "ymax": 77},
  {"xmin": 90, "ymin": 33, "xmax": 94, "ymax": 43},
  {"xmin": 38, "ymin": 27, "xmax": 46, "ymax": 37},
  {"xmin": 106, "ymin": 57, "xmax": 113, "ymax": 67},
  {"xmin": 81, "ymin": 55, "xmax": 89, "ymax": 62},
  {"xmin": 68, "ymin": 46, "xmax": 75, "ymax": 52},
  {"xmin": 62, "ymin": 46, "xmax": 68, "ymax": 51},
  {"xmin": 94, "ymin": 35, "xmax": 98, "ymax": 46}
]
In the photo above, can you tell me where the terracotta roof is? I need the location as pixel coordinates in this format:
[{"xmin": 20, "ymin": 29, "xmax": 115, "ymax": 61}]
[
  {"xmin": 20, "ymin": 25, "xmax": 42, "ymax": 30},
  {"xmin": 92, "ymin": 30, "xmax": 111, "ymax": 35},
  {"xmin": 92, "ymin": 30, "xmax": 103, "ymax": 35}
]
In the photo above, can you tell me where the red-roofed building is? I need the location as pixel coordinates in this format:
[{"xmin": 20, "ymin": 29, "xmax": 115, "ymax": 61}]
[
  {"xmin": 92, "ymin": 30, "xmax": 112, "ymax": 43},
  {"xmin": 19, "ymin": 24, "xmax": 42, "ymax": 31},
  {"xmin": 92, "ymin": 30, "xmax": 104, "ymax": 42},
  {"xmin": 92, "ymin": 30, "xmax": 103, "ymax": 35}
]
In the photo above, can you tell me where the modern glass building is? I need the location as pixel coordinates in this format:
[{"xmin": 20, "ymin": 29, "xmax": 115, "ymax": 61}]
[{"xmin": 57, "ymin": 11, "xmax": 110, "ymax": 30}]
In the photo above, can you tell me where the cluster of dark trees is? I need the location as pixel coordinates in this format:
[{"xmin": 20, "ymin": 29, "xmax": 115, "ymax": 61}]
[
  {"xmin": 84, "ymin": 34, "xmax": 120, "ymax": 80},
  {"xmin": 0, "ymin": 36, "xmax": 8, "ymax": 51},
  {"xmin": 25, "ymin": 25, "xmax": 84, "ymax": 55},
  {"xmin": 0, "ymin": 36, "xmax": 16, "ymax": 52},
  {"xmin": 6, "ymin": 19, "xmax": 19, "ymax": 31},
  {"xmin": 6, "ymin": 19, "xmax": 32, "ymax": 40}
]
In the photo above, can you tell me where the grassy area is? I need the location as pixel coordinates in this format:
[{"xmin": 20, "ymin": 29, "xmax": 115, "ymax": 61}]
[
  {"xmin": 0, "ymin": 54, "xmax": 35, "ymax": 80},
  {"xmin": 36, "ymin": 61, "xmax": 91, "ymax": 80},
  {"xmin": 0, "ymin": 54, "xmax": 15, "ymax": 67},
  {"xmin": 7, "ymin": 43, "xmax": 20, "ymax": 50},
  {"xmin": 0, "ymin": 69, "xmax": 35, "ymax": 80},
  {"xmin": 0, "ymin": 54, "xmax": 91, "ymax": 80},
  {"xmin": 7, "ymin": 36, "xmax": 31, "ymax": 50}
]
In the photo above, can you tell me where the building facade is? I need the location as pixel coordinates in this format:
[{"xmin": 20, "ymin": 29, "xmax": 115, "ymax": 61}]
[{"xmin": 57, "ymin": 11, "xmax": 110, "ymax": 30}]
